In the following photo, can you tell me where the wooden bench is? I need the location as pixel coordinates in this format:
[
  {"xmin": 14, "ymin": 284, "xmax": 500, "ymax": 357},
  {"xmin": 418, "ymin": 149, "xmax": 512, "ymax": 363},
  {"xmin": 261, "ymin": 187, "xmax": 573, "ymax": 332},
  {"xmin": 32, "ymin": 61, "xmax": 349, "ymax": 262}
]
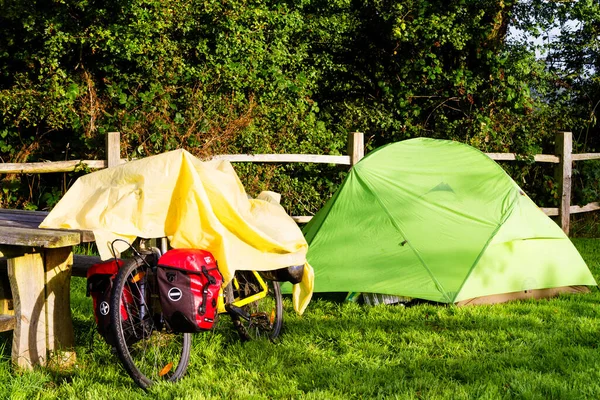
[{"xmin": 0, "ymin": 209, "xmax": 95, "ymax": 369}]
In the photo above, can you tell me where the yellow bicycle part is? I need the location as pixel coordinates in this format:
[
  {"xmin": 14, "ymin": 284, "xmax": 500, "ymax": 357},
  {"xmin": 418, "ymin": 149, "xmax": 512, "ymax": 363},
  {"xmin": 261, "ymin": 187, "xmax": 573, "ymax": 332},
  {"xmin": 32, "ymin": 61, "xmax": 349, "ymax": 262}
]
[{"xmin": 217, "ymin": 271, "xmax": 269, "ymax": 314}]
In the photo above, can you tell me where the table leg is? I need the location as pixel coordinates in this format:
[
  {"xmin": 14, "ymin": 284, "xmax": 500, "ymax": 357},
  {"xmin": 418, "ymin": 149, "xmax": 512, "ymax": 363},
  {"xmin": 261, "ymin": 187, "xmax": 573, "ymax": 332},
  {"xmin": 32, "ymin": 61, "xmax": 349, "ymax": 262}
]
[
  {"xmin": 44, "ymin": 247, "xmax": 76, "ymax": 367},
  {"xmin": 7, "ymin": 252, "xmax": 47, "ymax": 369}
]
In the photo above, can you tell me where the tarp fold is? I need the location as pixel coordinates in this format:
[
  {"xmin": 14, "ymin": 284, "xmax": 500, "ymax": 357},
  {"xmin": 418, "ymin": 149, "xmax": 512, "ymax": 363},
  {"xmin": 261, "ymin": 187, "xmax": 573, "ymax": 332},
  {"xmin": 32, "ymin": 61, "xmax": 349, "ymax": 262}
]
[{"xmin": 40, "ymin": 149, "xmax": 313, "ymax": 313}]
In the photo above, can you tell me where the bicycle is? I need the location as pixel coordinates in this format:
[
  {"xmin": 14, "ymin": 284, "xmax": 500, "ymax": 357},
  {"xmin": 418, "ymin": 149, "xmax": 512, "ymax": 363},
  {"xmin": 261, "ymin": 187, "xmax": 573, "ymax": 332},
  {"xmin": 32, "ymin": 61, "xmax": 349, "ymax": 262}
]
[{"xmin": 108, "ymin": 239, "xmax": 284, "ymax": 390}]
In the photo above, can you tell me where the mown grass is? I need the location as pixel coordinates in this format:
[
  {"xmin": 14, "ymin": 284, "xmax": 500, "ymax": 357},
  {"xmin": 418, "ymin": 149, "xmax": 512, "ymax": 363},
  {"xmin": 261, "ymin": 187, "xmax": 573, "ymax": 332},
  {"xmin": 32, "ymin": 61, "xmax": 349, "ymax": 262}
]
[{"xmin": 1, "ymin": 239, "xmax": 599, "ymax": 399}]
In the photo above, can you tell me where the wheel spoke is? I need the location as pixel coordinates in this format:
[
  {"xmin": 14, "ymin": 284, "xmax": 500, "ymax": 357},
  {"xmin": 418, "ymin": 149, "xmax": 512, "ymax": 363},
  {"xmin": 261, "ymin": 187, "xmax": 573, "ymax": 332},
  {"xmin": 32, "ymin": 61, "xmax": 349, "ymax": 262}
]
[{"xmin": 111, "ymin": 253, "xmax": 191, "ymax": 390}]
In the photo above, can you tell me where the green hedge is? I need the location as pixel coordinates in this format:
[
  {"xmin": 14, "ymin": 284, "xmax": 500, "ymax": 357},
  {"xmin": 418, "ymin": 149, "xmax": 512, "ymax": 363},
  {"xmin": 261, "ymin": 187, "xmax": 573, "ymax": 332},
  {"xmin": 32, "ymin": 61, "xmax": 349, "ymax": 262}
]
[{"xmin": 0, "ymin": 0, "xmax": 598, "ymax": 213}]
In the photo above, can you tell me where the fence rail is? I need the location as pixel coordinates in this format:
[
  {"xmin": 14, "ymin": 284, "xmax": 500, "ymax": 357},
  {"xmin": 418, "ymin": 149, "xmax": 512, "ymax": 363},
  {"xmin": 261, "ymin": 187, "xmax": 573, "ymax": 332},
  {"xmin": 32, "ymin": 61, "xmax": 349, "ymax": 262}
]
[
  {"xmin": 212, "ymin": 154, "xmax": 353, "ymax": 165},
  {"xmin": 1, "ymin": 131, "xmax": 598, "ymax": 235},
  {"xmin": 486, "ymin": 153, "xmax": 561, "ymax": 163},
  {"xmin": 0, "ymin": 160, "xmax": 106, "ymax": 174}
]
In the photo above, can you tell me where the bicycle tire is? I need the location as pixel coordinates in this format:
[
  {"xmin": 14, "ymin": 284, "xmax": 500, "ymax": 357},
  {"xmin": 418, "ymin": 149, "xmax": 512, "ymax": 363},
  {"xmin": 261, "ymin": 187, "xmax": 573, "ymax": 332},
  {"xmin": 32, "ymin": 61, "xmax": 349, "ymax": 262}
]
[
  {"xmin": 226, "ymin": 271, "xmax": 283, "ymax": 341},
  {"xmin": 110, "ymin": 252, "xmax": 192, "ymax": 390}
]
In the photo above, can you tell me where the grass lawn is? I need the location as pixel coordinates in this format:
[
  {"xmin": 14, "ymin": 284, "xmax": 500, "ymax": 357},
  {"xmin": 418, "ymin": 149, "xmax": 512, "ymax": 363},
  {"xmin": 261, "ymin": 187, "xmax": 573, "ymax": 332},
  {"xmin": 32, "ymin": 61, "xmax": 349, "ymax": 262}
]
[{"xmin": 0, "ymin": 238, "xmax": 598, "ymax": 399}]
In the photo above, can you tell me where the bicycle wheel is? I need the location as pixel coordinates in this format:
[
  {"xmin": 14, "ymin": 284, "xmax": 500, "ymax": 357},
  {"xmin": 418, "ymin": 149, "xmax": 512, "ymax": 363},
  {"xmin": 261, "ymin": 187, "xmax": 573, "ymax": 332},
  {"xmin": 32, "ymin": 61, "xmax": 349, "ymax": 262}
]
[
  {"xmin": 226, "ymin": 271, "xmax": 283, "ymax": 341},
  {"xmin": 110, "ymin": 252, "xmax": 192, "ymax": 390}
]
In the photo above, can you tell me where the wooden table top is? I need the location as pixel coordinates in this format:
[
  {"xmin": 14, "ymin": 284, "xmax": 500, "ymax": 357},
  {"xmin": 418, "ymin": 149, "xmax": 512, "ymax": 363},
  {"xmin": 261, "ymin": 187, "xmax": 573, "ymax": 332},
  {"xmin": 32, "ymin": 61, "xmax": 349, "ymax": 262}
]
[{"xmin": 0, "ymin": 209, "xmax": 95, "ymax": 248}]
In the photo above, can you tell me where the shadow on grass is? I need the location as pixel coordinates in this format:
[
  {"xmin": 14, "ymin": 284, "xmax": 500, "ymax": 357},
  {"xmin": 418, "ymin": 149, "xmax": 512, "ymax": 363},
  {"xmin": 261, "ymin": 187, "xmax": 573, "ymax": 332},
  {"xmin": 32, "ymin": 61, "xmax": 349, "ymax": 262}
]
[{"xmin": 0, "ymin": 331, "xmax": 11, "ymax": 361}]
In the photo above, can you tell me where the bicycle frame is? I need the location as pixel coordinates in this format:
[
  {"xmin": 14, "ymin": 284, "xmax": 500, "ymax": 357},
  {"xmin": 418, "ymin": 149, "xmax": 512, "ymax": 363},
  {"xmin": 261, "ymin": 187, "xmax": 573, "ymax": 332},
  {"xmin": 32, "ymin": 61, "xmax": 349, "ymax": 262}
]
[{"xmin": 217, "ymin": 271, "xmax": 270, "ymax": 313}]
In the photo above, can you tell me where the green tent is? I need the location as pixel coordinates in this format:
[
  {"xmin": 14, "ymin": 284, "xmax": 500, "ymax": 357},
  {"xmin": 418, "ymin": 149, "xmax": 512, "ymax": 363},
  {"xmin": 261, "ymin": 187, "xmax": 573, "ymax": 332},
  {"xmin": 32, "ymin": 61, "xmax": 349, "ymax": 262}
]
[{"xmin": 304, "ymin": 138, "xmax": 597, "ymax": 304}]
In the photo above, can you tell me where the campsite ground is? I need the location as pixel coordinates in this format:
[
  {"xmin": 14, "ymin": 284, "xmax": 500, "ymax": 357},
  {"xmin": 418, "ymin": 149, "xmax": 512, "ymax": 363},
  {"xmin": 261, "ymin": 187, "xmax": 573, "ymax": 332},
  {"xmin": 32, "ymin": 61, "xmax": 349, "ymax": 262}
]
[{"xmin": 0, "ymin": 238, "xmax": 599, "ymax": 399}]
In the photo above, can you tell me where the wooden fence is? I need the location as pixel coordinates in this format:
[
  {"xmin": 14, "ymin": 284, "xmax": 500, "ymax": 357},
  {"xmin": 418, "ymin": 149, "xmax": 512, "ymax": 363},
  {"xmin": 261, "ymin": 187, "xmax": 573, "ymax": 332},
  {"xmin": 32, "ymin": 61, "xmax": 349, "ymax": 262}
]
[
  {"xmin": 486, "ymin": 131, "xmax": 600, "ymax": 234},
  {"xmin": 0, "ymin": 131, "xmax": 598, "ymax": 234}
]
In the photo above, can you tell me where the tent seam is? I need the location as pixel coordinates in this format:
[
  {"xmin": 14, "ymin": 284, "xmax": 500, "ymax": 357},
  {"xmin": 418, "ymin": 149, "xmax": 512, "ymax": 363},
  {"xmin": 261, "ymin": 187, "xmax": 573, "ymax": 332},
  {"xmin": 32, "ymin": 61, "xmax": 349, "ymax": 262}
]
[
  {"xmin": 354, "ymin": 170, "xmax": 453, "ymax": 303},
  {"xmin": 452, "ymin": 191, "xmax": 521, "ymax": 303},
  {"xmin": 302, "ymin": 169, "xmax": 353, "ymax": 241}
]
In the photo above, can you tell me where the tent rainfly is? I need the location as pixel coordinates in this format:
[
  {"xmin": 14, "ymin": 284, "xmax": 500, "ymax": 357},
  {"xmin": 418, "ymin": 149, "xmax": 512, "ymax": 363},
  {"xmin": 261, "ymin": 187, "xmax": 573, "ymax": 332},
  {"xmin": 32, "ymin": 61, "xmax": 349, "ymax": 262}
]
[{"xmin": 303, "ymin": 138, "xmax": 597, "ymax": 305}]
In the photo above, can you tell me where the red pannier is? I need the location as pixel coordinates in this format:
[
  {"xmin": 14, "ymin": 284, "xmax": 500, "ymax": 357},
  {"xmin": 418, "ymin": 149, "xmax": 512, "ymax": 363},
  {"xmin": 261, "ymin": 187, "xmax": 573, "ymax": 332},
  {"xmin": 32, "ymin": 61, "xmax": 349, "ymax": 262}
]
[
  {"xmin": 157, "ymin": 249, "xmax": 223, "ymax": 332},
  {"xmin": 86, "ymin": 259, "xmax": 130, "ymax": 345}
]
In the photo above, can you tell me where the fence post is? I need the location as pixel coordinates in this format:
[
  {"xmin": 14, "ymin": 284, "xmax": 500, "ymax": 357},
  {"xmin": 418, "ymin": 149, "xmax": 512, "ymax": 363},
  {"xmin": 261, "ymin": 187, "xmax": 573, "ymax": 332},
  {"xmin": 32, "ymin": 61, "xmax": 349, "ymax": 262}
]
[
  {"xmin": 106, "ymin": 132, "xmax": 121, "ymax": 168},
  {"xmin": 348, "ymin": 132, "xmax": 364, "ymax": 166},
  {"xmin": 555, "ymin": 131, "xmax": 573, "ymax": 235}
]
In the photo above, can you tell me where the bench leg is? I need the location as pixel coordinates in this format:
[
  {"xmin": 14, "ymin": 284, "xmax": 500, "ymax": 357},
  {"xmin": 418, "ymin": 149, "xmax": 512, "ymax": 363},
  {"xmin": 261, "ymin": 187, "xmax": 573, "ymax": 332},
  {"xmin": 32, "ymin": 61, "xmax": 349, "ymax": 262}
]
[
  {"xmin": 7, "ymin": 252, "xmax": 47, "ymax": 369},
  {"xmin": 7, "ymin": 248, "xmax": 76, "ymax": 369},
  {"xmin": 44, "ymin": 247, "xmax": 75, "ymax": 367}
]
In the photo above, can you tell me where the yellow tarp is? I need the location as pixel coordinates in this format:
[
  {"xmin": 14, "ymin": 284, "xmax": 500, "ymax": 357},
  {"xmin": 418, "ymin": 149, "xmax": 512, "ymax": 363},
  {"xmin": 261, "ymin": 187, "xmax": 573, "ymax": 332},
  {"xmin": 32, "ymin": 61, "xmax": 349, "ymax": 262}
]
[{"xmin": 40, "ymin": 149, "xmax": 313, "ymax": 313}]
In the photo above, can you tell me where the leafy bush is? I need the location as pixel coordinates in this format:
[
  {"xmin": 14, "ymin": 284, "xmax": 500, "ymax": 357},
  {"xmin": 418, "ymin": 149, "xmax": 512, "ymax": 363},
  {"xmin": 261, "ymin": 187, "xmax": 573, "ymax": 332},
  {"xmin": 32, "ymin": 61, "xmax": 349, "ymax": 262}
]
[{"xmin": 0, "ymin": 0, "xmax": 598, "ymax": 214}]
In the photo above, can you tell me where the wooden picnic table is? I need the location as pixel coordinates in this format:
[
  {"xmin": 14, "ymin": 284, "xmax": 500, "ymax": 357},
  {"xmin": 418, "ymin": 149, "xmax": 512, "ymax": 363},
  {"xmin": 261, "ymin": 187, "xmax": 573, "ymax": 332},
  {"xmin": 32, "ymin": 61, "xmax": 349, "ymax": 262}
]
[{"xmin": 0, "ymin": 209, "xmax": 94, "ymax": 369}]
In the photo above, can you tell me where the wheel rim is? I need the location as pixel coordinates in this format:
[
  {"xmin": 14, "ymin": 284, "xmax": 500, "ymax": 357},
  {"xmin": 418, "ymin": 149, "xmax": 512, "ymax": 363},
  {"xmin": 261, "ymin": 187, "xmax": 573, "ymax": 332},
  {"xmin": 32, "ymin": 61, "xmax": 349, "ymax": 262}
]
[{"xmin": 112, "ymin": 255, "xmax": 191, "ymax": 389}]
